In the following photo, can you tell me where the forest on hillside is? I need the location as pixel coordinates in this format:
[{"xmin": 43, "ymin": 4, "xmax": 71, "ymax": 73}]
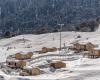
[{"xmin": 0, "ymin": 0, "xmax": 100, "ymax": 35}]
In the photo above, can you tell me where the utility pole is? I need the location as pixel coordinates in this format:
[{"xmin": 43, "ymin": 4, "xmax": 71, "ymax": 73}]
[
  {"xmin": 58, "ymin": 24, "xmax": 64, "ymax": 53},
  {"xmin": 23, "ymin": 35, "xmax": 25, "ymax": 45},
  {"xmin": 0, "ymin": 7, "xmax": 1, "ymax": 17}
]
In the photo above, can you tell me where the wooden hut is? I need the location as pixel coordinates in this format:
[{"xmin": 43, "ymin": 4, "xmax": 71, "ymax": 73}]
[
  {"xmin": 31, "ymin": 68, "xmax": 41, "ymax": 75},
  {"xmin": 73, "ymin": 42, "xmax": 87, "ymax": 51},
  {"xmin": 79, "ymin": 42, "xmax": 87, "ymax": 51},
  {"xmin": 26, "ymin": 52, "xmax": 33, "ymax": 59},
  {"xmin": 86, "ymin": 42, "xmax": 98, "ymax": 52},
  {"xmin": 50, "ymin": 61, "xmax": 66, "ymax": 69},
  {"xmin": 41, "ymin": 47, "xmax": 57, "ymax": 53},
  {"xmin": 89, "ymin": 48, "xmax": 100, "ymax": 58},
  {"xmin": 48, "ymin": 47, "xmax": 57, "ymax": 52},
  {"xmin": 73, "ymin": 43, "xmax": 80, "ymax": 50},
  {"xmin": 15, "ymin": 53, "xmax": 22, "ymax": 60},
  {"xmin": 20, "ymin": 67, "xmax": 41, "ymax": 76},
  {"xmin": 6, "ymin": 60, "xmax": 26, "ymax": 69},
  {"xmin": 15, "ymin": 52, "xmax": 33, "ymax": 60},
  {"xmin": 42, "ymin": 47, "xmax": 48, "ymax": 53}
]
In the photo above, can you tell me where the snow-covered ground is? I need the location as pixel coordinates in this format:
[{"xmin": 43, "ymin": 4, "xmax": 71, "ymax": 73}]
[{"xmin": 0, "ymin": 27, "xmax": 100, "ymax": 80}]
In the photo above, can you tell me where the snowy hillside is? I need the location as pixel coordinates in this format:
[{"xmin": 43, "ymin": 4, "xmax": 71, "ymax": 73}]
[{"xmin": 0, "ymin": 29, "xmax": 100, "ymax": 80}]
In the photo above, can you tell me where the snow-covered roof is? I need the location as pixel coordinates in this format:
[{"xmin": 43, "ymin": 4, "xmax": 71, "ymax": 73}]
[
  {"xmin": 93, "ymin": 47, "xmax": 100, "ymax": 50},
  {"xmin": 79, "ymin": 42, "xmax": 87, "ymax": 45},
  {"xmin": 17, "ymin": 51, "xmax": 32, "ymax": 55},
  {"xmin": 6, "ymin": 58, "xmax": 20, "ymax": 62},
  {"xmin": 24, "ymin": 66, "xmax": 32, "ymax": 70}
]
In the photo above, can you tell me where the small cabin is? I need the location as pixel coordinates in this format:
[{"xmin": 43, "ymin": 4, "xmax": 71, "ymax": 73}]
[
  {"xmin": 42, "ymin": 47, "xmax": 48, "ymax": 53},
  {"xmin": 73, "ymin": 43, "xmax": 80, "ymax": 50},
  {"xmin": 41, "ymin": 47, "xmax": 57, "ymax": 53},
  {"xmin": 48, "ymin": 47, "xmax": 57, "ymax": 52},
  {"xmin": 93, "ymin": 48, "xmax": 100, "ymax": 56},
  {"xmin": 6, "ymin": 60, "xmax": 26, "ymax": 69},
  {"xmin": 15, "ymin": 52, "xmax": 33, "ymax": 60},
  {"xmin": 31, "ymin": 68, "xmax": 41, "ymax": 75},
  {"xmin": 88, "ymin": 48, "xmax": 100, "ymax": 58},
  {"xmin": 73, "ymin": 42, "xmax": 87, "ymax": 51},
  {"xmin": 79, "ymin": 43, "xmax": 87, "ymax": 51},
  {"xmin": 50, "ymin": 61, "xmax": 66, "ymax": 69},
  {"xmin": 86, "ymin": 42, "xmax": 98, "ymax": 52},
  {"xmin": 20, "ymin": 67, "xmax": 41, "ymax": 76}
]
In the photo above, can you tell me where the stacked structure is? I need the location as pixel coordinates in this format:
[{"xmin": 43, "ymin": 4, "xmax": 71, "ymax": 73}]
[
  {"xmin": 6, "ymin": 52, "xmax": 33, "ymax": 69},
  {"xmin": 73, "ymin": 42, "xmax": 100, "ymax": 58}
]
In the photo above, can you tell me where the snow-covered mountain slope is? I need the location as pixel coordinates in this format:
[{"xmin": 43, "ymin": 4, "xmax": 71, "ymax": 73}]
[
  {"xmin": 0, "ymin": 32, "xmax": 76, "ymax": 51},
  {"xmin": 0, "ymin": 29, "xmax": 100, "ymax": 80},
  {"xmin": 0, "ymin": 31, "xmax": 99, "ymax": 62},
  {"xmin": 0, "ymin": 32, "xmax": 98, "ymax": 49}
]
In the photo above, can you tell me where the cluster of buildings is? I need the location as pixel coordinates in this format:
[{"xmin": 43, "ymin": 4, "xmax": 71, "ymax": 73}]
[
  {"xmin": 5, "ymin": 38, "xmax": 100, "ymax": 77},
  {"xmin": 5, "ymin": 50, "xmax": 66, "ymax": 76},
  {"xmin": 73, "ymin": 41, "xmax": 100, "ymax": 58},
  {"xmin": 6, "ymin": 52, "xmax": 33, "ymax": 69}
]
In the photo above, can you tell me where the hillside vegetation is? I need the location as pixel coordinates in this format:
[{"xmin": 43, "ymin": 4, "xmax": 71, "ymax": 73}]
[{"xmin": 0, "ymin": 0, "xmax": 100, "ymax": 34}]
